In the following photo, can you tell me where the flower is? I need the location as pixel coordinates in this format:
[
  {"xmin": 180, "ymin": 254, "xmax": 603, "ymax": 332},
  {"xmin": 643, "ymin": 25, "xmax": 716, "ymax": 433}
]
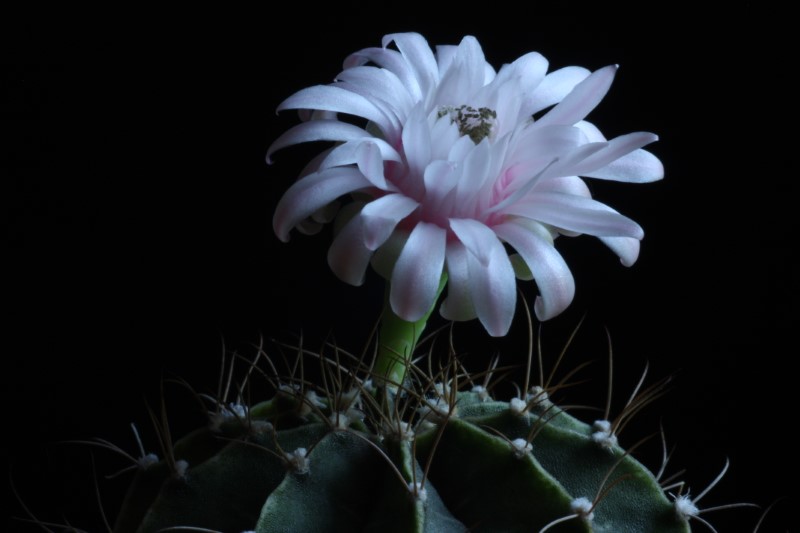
[{"xmin": 269, "ymin": 33, "xmax": 662, "ymax": 336}]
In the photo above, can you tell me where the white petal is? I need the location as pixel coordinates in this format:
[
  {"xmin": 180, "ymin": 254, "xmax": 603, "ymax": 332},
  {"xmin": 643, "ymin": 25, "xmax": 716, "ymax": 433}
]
[
  {"xmin": 344, "ymin": 47, "xmax": 421, "ymax": 101},
  {"xmin": 383, "ymin": 33, "xmax": 439, "ymax": 100},
  {"xmin": 319, "ymin": 139, "xmax": 402, "ymax": 175},
  {"xmin": 273, "ymin": 168, "xmax": 369, "ymax": 242},
  {"xmin": 433, "ymin": 36, "xmax": 486, "ymax": 106},
  {"xmin": 439, "ymin": 241, "xmax": 477, "ymax": 321},
  {"xmin": 495, "ymin": 220, "xmax": 575, "ymax": 321},
  {"xmin": 449, "ymin": 218, "xmax": 496, "ymax": 266},
  {"xmin": 429, "ymin": 114, "xmax": 462, "ymax": 161},
  {"xmin": 423, "ymin": 160, "xmax": 458, "ymax": 207},
  {"xmin": 574, "ymin": 120, "xmax": 606, "ymax": 142},
  {"xmin": 478, "ymin": 76, "xmax": 523, "ymax": 139},
  {"xmin": 390, "ymin": 222, "xmax": 447, "ymax": 321},
  {"xmin": 565, "ymin": 132, "xmax": 659, "ymax": 177},
  {"xmin": 277, "ymin": 85, "xmax": 389, "ymax": 129},
  {"xmin": 483, "ymin": 63, "xmax": 496, "ymax": 84},
  {"xmin": 478, "ymin": 135, "xmax": 513, "ymax": 215},
  {"xmin": 335, "ymin": 80, "xmax": 402, "ymax": 139},
  {"xmin": 486, "ymin": 158, "xmax": 559, "ymax": 216},
  {"xmin": 599, "ymin": 236, "xmax": 640, "ymax": 266},
  {"xmin": 484, "ymin": 52, "xmax": 548, "ymax": 124},
  {"xmin": 327, "ymin": 212, "xmax": 373, "ymax": 286},
  {"xmin": 536, "ymin": 65, "xmax": 618, "ymax": 127},
  {"xmin": 534, "ymin": 175, "xmax": 591, "ymax": 197},
  {"xmin": 467, "ymin": 237, "xmax": 517, "ymax": 337},
  {"xmin": 505, "ymin": 192, "xmax": 644, "ymax": 239},
  {"xmin": 360, "ymin": 193, "xmax": 419, "ymax": 250},
  {"xmin": 356, "ymin": 142, "xmax": 389, "ymax": 189},
  {"xmin": 435, "ymin": 44, "xmax": 458, "ymax": 76},
  {"xmin": 505, "ymin": 124, "xmax": 585, "ymax": 172},
  {"xmin": 485, "ymin": 133, "xmax": 512, "ymax": 186},
  {"xmin": 336, "ymin": 66, "xmax": 414, "ymax": 119},
  {"xmin": 552, "ymin": 142, "xmax": 606, "ymax": 172},
  {"xmin": 447, "ymin": 134, "xmax": 476, "ymax": 163},
  {"xmin": 497, "ymin": 52, "xmax": 549, "ymax": 92},
  {"xmin": 524, "ymin": 66, "xmax": 591, "ymax": 116},
  {"xmin": 584, "ymin": 148, "xmax": 664, "ymax": 183},
  {"xmin": 401, "ymin": 106, "xmax": 432, "ymax": 183},
  {"xmin": 266, "ymin": 120, "xmax": 370, "ymax": 163},
  {"xmin": 454, "ymin": 139, "xmax": 491, "ymax": 208}
]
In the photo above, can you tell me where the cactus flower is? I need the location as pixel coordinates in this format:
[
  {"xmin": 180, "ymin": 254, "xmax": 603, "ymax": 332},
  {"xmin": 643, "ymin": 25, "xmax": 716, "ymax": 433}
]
[{"xmin": 270, "ymin": 33, "xmax": 662, "ymax": 336}]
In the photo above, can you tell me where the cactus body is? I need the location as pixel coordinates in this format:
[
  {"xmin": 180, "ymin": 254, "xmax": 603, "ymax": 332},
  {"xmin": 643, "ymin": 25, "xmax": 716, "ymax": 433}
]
[{"xmin": 115, "ymin": 387, "xmax": 690, "ymax": 533}]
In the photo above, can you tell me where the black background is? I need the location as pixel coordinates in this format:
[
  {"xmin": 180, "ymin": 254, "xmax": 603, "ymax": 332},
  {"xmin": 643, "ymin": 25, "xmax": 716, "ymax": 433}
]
[{"xmin": 3, "ymin": 11, "xmax": 796, "ymax": 532}]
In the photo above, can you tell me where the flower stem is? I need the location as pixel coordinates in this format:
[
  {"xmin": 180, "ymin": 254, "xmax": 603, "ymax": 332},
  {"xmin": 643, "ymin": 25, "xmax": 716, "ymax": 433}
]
[{"xmin": 373, "ymin": 275, "xmax": 447, "ymax": 387}]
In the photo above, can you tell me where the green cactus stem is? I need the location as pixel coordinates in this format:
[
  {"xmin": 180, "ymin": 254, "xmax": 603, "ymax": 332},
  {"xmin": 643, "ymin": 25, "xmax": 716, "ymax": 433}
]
[
  {"xmin": 373, "ymin": 275, "xmax": 447, "ymax": 388},
  {"xmin": 111, "ymin": 358, "xmax": 691, "ymax": 533}
]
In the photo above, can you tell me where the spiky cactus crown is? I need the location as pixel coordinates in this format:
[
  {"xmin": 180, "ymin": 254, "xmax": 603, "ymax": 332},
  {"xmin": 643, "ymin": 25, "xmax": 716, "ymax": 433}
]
[{"xmin": 78, "ymin": 323, "xmax": 725, "ymax": 533}]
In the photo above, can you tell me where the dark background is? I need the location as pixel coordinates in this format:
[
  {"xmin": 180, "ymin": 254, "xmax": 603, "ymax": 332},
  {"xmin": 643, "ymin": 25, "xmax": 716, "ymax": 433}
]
[{"xmin": 3, "ymin": 12, "xmax": 795, "ymax": 531}]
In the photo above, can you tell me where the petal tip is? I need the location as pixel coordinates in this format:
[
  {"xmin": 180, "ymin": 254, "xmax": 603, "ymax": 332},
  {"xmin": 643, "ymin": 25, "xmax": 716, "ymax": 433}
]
[
  {"xmin": 485, "ymin": 321, "xmax": 511, "ymax": 337},
  {"xmin": 533, "ymin": 296, "xmax": 556, "ymax": 322}
]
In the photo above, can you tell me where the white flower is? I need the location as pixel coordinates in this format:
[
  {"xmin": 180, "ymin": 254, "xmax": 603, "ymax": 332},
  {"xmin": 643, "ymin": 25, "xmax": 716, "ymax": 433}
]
[{"xmin": 270, "ymin": 33, "xmax": 662, "ymax": 336}]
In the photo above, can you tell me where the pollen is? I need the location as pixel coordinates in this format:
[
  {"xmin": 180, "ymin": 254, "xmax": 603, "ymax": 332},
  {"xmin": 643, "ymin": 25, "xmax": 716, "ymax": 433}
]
[{"xmin": 438, "ymin": 105, "xmax": 498, "ymax": 143}]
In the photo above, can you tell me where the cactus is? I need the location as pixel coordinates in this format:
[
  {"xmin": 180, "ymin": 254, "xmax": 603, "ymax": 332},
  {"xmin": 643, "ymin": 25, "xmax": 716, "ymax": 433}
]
[
  {"xmin": 93, "ymin": 30, "xmax": 709, "ymax": 532},
  {"xmin": 110, "ymin": 333, "xmax": 691, "ymax": 533}
]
